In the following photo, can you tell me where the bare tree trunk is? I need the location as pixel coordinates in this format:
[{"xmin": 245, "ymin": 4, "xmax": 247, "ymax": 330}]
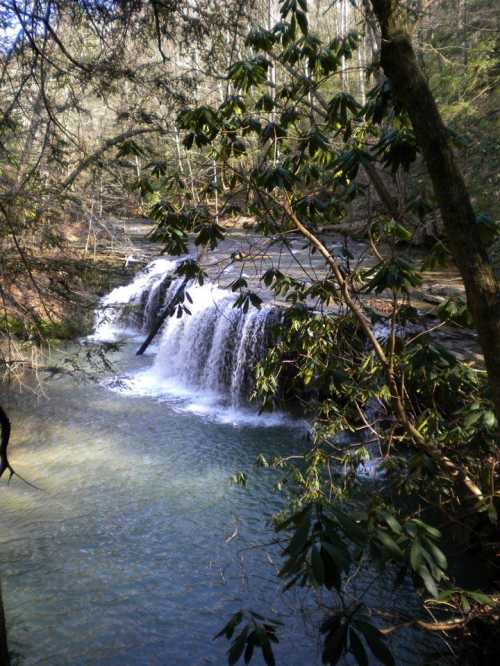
[
  {"xmin": 369, "ymin": 0, "xmax": 500, "ymax": 421},
  {"xmin": 0, "ymin": 578, "xmax": 8, "ymax": 666},
  {"xmin": 0, "ymin": 405, "xmax": 11, "ymax": 665},
  {"xmin": 357, "ymin": 35, "xmax": 366, "ymax": 105},
  {"xmin": 173, "ymin": 125, "xmax": 185, "ymax": 175}
]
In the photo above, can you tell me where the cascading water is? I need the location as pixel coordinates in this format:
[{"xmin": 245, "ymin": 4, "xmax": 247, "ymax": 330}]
[
  {"xmin": 91, "ymin": 258, "xmax": 178, "ymax": 342},
  {"xmin": 91, "ymin": 258, "xmax": 283, "ymax": 423},
  {"xmin": 150, "ymin": 282, "xmax": 276, "ymax": 406}
]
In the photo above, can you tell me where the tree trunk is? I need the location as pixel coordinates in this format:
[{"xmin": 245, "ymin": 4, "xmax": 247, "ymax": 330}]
[
  {"xmin": 0, "ymin": 579, "xmax": 8, "ymax": 666},
  {"xmin": 0, "ymin": 405, "xmax": 10, "ymax": 664},
  {"xmin": 369, "ymin": 0, "xmax": 500, "ymax": 422}
]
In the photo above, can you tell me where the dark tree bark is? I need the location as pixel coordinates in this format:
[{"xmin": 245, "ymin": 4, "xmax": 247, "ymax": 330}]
[
  {"xmin": 0, "ymin": 405, "xmax": 11, "ymax": 665},
  {"xmin": 61, "ymin": 128, "xmax": 163, "ymax": 192},
  {"xmin": 0, "ymin": 578, "xmax": 8, "ymax": 666},
  {"xmin": 0, "ymin": 405, "xmax": 14, "ymax": 481},
  {"xmin": 369, "ymin": 0, "xmax": 500, "ymax": 422},
  {"xmin": 136, "ymin": 277, "xmax": 188, "ymax": 356}
]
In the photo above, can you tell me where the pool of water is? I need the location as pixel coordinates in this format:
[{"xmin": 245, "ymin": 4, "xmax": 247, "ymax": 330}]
[
  {"xmin": 0, "ymin": 343, "xmax": 316, "ymax": 665},
  {"xmin": 0, "ymin": 330, "xmax": 437, "ymax": 665}
]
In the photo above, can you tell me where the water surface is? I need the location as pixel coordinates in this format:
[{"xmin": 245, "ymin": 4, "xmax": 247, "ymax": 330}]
[{"xmin": 1, "ymin": 343, "xmax": 314, "ymax": 665}]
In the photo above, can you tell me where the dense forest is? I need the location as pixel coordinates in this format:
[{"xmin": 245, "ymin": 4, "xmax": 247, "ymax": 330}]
[{"xmin": 0, "ymin": 1, "xmax": 499, "ymax": 664}]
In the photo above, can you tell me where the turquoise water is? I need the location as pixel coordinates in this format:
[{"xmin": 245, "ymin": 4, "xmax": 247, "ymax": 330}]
[{"xmin": 0, "ymin": 344, "xmax": 315, "ymax": 665}]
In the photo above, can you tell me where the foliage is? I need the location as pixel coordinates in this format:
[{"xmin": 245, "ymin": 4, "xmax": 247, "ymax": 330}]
[
  {"xmin": 1, "ymin": 0, "xmax": 499, "ymax": 664},
  {"xmin": 134, "ymin": 0, "xmax": 500, "ymax": 664}
]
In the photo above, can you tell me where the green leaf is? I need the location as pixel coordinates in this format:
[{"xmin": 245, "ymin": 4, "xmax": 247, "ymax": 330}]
[
  {"xmin": 303, "ymin": 366, "xmax": 314, "ymax": 385},
  {"xmin": 411, "ymin": 519, "xmax": 441, "ymax": 539},
  {"xmin": 322, "ymin": 625, "xmax": 347, "ymax": 665},
  {"xmin": 285, "ymin": 519, "xmax": 310, "ymax": 557},
  {"xmin": 467, "ymin": 591, "xmax": 494, "ymax": 606},
  {"xmin": 229, "ymin": 633, "xmax": 247, "ymax": 665},
  {"xmin": 230, "ymin": 472, "xmax": 248, "ymax": 487},
  {"xmin": 381, "ymin": 511, "xmax": 403, "ymax": 535},
  {"xmin": 296, "ymin": 10, "xmax": 308, "ymax": 35},
  {"xmin": 261, "ymin": 638, "xmax": 276, "ymax": 666},
  {"xmin": 244, "ymin": 641, "xmax": 254, "ymax": 664},
  {"xmin": 214, "ymin": 611, "xmax": 243, "ymax": 640},
  {"xmin": 349, "ymin": 628, "xmax": 368, "ymax": 666},
  {"xmin": 311, "ymin": 543, "xmax": 325, "ymax": 585},
  {"xmin": 353, "ymin": 622, "xmax": 395, "ymax": 666},
  {"xmin": 255, "ymin": 454, "xmax": 269, "ymax": 468},
  {"xmin": 376, "ymin": 530, "xmax": 404, "ymax": 560},
  {"xmin": 423, "ymin": 538, "xmax": 448, "ymax": 570},
  {"xmin": 382, "ymin": 219, "xmax": 413, "ymax": 241},
  {"xmin": 417, "ymin": 564, "xmax": 439, "ymax": 598},
  {"xmin": 410, "ymin": 540, "xmax": 423, "ymax": 571},
  {"xmin": 231, "ymin": 277, "xmax": 248, "ymax": 292}
]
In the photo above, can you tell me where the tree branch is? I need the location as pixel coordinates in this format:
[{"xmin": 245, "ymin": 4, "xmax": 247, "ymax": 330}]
[{"xmin": 61, "ymin": 127, "xmax": 163, "ymax": 192}]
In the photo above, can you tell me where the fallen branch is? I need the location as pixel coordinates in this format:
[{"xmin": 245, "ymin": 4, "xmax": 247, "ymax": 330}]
[
  {"xmin": 0, "ymin": 404, "xmax": 14, "ymax": 481},
  {"xmin": 136, "ymin": 277, "xmax": 188, "ymax": 356},
  {"xmin": 136, "ymin": 247, "xmax": 208, "ymax": 356},
  {"xmin": 61, "ymin": 127, "xmax": 163, "ymax": 192},
  {"xmin": 0, "ymin": 404, "xmax": 40, "ymax": 489}
]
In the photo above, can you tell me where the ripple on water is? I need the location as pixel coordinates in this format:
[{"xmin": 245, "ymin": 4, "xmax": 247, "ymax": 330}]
[{"xmin": 1, "ymin": 360, "xmax": 317, "ymax": 665}]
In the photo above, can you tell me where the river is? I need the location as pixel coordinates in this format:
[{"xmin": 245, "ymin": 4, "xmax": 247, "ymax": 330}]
[
  {"xmin": 0, "ymin": 255, "xmax": 433, "ymax": 665},
  {"xmin": 0, "ymin": 342, "xmax": 317, "ymax": 665}
]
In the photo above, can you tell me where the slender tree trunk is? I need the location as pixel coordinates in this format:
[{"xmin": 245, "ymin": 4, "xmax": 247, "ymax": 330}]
[
  {"xmin": 369, "ymin": 0, "xmax": 500, "ymax": 421},
  {"xmin": 0, "ymin": 406, "xmax": 11, "ymax": 665},
  {"xmin": 357, "ymin": 36, "xmax": 366, "ymax": 105},
  {"xmin": 0, "ymin": 579, "xmax": 8, "ymax": 666},
  {"xmin": 173, "ymin": 125, "xmax": 185, "ymax": 176}
]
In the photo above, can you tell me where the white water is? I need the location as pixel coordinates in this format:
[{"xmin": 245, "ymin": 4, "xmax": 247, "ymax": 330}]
[
  {"xmin": 91, "ymin": 258, "xmax": 178, "ymax": 342},
  {"xmin": 91, "ymin": 259, "xmax": 292, "ymax": 427}
]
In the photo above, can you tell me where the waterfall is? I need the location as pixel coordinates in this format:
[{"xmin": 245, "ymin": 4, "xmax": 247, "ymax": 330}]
[
  {"xmin": 91, "ymin": 258, "xmax": 279, "ymax": 412},
  {"xmin": 91, "ymin": 258, "xmax": 178, "ymax": 342},
  {"xmin": 150, "ymin": 282, "xmax": 276, "ymax": 406}
]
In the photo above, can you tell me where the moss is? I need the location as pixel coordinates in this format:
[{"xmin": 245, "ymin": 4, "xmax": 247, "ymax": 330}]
[
  {"xmin": 0, "ymin": 314, "xmax": 83, "ymax": 342},
  {"xmin": 0, "ymin": 255, "xmax": 140, "ymax": 345},
  {"xmin": 0, "ymin": 315, "xmax": 28, "ymax": 339},
  {"xmin": 38, "ymin": 318, "xmax": 84, "ymax": 340}
]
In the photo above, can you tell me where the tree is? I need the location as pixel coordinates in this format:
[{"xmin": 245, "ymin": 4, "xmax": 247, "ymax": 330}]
[
  {"xmin": 0, "ymin": 0, "xmax": 261, "ymax": 377},
  {"xmin": 140, "ymin": 0, "xmax": 499, "ymax": 662},
  {"xmin": 367, "ymin": 0, "xmax": 500, "ymax": 423}
]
